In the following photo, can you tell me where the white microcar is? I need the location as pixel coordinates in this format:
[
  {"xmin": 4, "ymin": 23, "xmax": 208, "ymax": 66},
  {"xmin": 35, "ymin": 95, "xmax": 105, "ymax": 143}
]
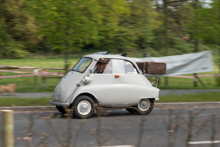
[{"xmin": 49, "ymin": 52, "xmax": 162, "ymax": 119}]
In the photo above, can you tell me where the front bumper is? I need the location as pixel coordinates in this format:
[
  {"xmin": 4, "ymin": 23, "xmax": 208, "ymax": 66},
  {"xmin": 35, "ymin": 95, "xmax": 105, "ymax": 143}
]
[
  {"xmin": 154, "ymin": 97, "xmax": 159, "ymax": 101},
  {"xmin": 49, "ymin": 100, "xmax": 70, "ymax": 106}
]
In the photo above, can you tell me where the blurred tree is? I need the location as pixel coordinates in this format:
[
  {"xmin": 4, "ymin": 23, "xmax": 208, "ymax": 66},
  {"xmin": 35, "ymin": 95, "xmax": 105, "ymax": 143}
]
[
  {"xmin": 195, "ymin": 0, "xmax": 220, "ymax": 47},
  {"xmin": 0, "ymin": 21, "xmax": 28, "ymax": 58},
  {"xmin": 26, "ymin": 0, "xmax": 105, "ymax": 68},
  {"xmin": 0, "ymin": 0, "xmax": 40, "ymax": 48},
  {"xmin": 90, "ymin": 0, "xmax": 132, "ymax": 53},
  {"xmin": 93, "ymin": 0, "xmax": 162, "ymax": 53},
  {"xmin": 129, "ymin": 0, "xmax": 162, "ymax": 50},
  {"xmin": 27, "ymin": 0, "xmax": 131, "ymax": 68}
]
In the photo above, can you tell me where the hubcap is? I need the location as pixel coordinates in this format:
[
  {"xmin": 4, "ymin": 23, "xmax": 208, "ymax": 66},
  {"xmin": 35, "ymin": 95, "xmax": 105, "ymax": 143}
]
[
  {"xmin": 138, "ymin": 99, "xmax": 150, "ymax": 111},
  {"xmin": 77, "ymin": 100, "xmax": 91, "ymax": 115}
]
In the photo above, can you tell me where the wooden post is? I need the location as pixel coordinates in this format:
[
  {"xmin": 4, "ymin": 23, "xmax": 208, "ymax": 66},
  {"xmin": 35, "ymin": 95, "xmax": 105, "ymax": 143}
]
[
  {"xmin": 193, "ymin": 0, "xmax": 199, "ymax": 87},
  {"xmin": 193, "ymin": 73, "xmax": 198, "ymax": 87},
  {"xmin": 33, "ymin": 69, "xmax": 38, "ymax": 83},
  {"xmin": 164, "ymin": 0, "xmax": 169, "ymax": 87},
  {"xmin": 1, "ymin": 110, "xmax": 14, "ymax": 147},
  {"xmin": 0, "ymin": 71, "xmax": 1, "ymax": 84},
  {"xmin": 42, "ymin": 76, "xmax": 46, "ymax": 88},
  {"xmin": 41, "ymin": 69, "xmax": 46, "ymax": 88}
]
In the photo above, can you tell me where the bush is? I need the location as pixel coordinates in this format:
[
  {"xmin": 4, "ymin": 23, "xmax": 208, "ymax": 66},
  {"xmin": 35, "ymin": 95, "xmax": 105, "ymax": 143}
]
[
  {"xmin": 0, "ymin": 23, "xmax": 30, "ymax": 58},
  {"xmin": 216, "ymin": 76, "xmax": 220, "ymax": 86}
]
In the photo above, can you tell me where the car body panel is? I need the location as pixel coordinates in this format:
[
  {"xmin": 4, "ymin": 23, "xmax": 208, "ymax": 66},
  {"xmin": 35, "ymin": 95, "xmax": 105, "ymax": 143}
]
[{"xmin": 49, "ymin": 53, "xmax": 160, "ymax": 108}]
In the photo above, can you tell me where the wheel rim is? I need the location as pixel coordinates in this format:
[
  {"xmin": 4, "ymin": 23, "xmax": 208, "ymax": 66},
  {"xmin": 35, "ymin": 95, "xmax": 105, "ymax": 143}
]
[
  {"xmin": 138, "ymin": 99, "xmax": 150, "ymax": 111},
  {"xmin": 77, "ymin": 100, "xmax": 92, "ymax": 115}
]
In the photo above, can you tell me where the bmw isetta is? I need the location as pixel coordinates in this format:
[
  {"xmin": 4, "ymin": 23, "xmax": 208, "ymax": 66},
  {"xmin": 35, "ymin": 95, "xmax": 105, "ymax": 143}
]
[{"xmin": 49, "ymin": 52, "xmax": 166, "ymax": 119}]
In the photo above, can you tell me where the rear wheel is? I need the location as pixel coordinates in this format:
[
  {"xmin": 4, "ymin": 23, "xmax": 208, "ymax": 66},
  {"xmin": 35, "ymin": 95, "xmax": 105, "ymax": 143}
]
[
  {"xmin": 55, "ymin": 105, "xmax": 66, "ymax": 114},
  {"xmin": 135, "ymin": 99, "xmax": 154, "ymax": 115},
  {"xmin": 72, "ymin": 95, "xmax": 94, "ymax": 119}
]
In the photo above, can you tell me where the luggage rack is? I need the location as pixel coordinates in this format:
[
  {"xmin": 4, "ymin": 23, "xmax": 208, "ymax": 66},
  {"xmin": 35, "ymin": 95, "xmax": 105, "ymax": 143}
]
[{"xmin": 144, "ymin": 75, "xmax": 160, "ymax": 87}]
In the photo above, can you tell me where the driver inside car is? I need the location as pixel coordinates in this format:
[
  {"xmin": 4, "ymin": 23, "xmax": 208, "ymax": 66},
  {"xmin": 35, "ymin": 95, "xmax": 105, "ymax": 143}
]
[{"xmin": 94, "ymin": 58, "xmax": 110, "ymax": 73}]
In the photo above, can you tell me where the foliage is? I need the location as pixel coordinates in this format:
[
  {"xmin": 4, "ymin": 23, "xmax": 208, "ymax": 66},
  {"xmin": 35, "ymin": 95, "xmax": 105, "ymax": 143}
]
[
  {"xmin": 196, "ymin": 0, "xmax": 220, "ymax": 46},
  {"xmin": 216, "ymin": 76, "xmax": 220, "ymax": 86},
  {"xmin": 0, "ymin": 0, "xmax": 219, "ymax": 58},
  {"xmin": 0, "ymin": 22, "xmax": 29, "ymax": 58},
  {"xmin": 0, "ymin": 0, "xmax": 40, "ymax": 45}
]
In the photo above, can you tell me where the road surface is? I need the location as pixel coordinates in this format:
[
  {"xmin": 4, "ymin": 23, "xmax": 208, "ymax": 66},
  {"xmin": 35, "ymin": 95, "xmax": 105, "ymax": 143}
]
[
  {"xmin": 0, "ymin": 89, "xmax": 220, "ymax": 98},
  {"xmin": 1, "ymin": 104, "xmax": 220, "ymax": 147}
]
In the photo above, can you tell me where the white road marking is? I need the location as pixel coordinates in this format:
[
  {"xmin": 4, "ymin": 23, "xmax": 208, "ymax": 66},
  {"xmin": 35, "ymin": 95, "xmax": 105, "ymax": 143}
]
[{"xmin": 188, "ymin": 140, "xmax": 220, "ymax": 145}]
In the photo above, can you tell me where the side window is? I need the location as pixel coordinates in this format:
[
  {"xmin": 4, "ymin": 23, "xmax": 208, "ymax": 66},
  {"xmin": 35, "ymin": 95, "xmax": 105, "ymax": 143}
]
[
  {"xmin": 112, "ymin": 59, "xmax": 125, "ymax": 74},
  {"xmin": 96, "ymin": 59, "xmax": 138, "ymax": 74},
  {"xmin": 124, "ymin": 61, "xmax": 138, "ymax": 74},
  {"xmin": 103, "ymin": 59, "xmax": 112, "ymax": 74},
  {"xmin": 103, "ymin": 59, "xmax": 125, "ymax": 74},
  {"xmin": 94, "ymin": 58, "xmax": 111, "ymax": 74}
]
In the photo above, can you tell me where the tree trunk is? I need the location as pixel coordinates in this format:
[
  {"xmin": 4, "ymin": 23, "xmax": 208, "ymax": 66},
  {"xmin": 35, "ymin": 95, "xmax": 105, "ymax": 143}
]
[
  {"xmin": 164, "ymin": 0, "xmax": 169, "ymax": 87},
  {"xmin": 193, "ymin": 0, "xmax": 198, "ymax": 87}
]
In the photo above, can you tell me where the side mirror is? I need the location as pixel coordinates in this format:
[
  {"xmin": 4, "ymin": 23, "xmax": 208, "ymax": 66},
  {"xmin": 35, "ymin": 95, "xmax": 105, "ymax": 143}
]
[{"xmin": 82, "ymin": 76, "xmax": 92, "ymax": 84}]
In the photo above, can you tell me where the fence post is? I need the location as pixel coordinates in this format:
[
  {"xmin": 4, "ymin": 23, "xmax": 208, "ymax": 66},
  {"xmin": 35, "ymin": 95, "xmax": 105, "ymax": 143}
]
[
  {"xmin": 0, "ymin": 71, "xmax": 1, "ymax": 84},
  {"xmin": 41, "ymin": 69, "xmax": 46, "ymax": 88},
  {"xmin": 1, "ymin": 110, "xmax": 14, "ymax": 147},
  {"xmin": 33, "ymin": 69, "xmax": 38, "ymax": 83}
]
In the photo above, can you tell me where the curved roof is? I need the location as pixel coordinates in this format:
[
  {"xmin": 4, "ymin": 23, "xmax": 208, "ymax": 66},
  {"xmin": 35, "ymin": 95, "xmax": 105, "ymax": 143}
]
[{"xmin": 83, "ymin": 53, "xmax": 132, "ymax": 62}]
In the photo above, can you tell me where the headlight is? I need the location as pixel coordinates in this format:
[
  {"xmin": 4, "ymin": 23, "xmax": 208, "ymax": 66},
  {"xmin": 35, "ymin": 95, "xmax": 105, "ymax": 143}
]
[{"xmin": 54, "ymin": 94, "xmax": 61, "ymax": 100}]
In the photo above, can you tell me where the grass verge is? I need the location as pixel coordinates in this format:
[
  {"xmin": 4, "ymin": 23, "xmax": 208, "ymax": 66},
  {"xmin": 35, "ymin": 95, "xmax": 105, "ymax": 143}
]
[
  {"xmin": 0, "ymin": 98, "xmax": 52, "ymax": 106},
  {"xmin": 1, "ymin": 55, "xmax": 219, "ymax": 92},
  {"xmin": 0, "ymin": 92, "xmax": 219, "ymax": 106},
  {"xmin": 159, "ymin": 92, "xmax": 220, "ymax": 103}
]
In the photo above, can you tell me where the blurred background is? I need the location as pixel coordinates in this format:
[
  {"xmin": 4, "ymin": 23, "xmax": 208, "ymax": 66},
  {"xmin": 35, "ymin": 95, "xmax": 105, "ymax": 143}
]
[
  {"xmin": 0, "ymin": 0, "xmax": 220, "ymax": 91},
  {"xmin": 0, "ymin": 1, "xmax": 220, "ymax": 146}
]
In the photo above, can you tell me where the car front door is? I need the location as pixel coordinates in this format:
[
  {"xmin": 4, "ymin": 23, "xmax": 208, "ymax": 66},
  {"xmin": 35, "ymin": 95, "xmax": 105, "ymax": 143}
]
[{"xmin": 90, "ymin": 59, "xmax": 152, "ymax": 106}]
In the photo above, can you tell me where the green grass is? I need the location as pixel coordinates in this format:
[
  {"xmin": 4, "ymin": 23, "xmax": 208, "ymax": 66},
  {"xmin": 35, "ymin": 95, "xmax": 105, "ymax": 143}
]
[
  {"xmin": 159, "ymin": 92, "xmax": 220, "ymax": 103},
  {"xmin": 0, "ymin": 57, "xmax": 80, "ymax": 69},
  {"xmin": 0, "ymin": 92, "xmax": 219, "ymax": 106},
  {"xmin": 0, "ymin": 56, "xmax": 80, "ymax": 92},
  {"xmin": 156, "ymin": 76, "xmax": 220, "ymax": 89},
  {"xmin": 0, "ymin": 98, "xmax": 52, "ymax": 106},
  {"xmin": 0, "ymin": 54, "xmax": 220, "ymax": 92},
  {"xmin": 1, "ymin": 72, "xmax": 61, "ymax": 92}
]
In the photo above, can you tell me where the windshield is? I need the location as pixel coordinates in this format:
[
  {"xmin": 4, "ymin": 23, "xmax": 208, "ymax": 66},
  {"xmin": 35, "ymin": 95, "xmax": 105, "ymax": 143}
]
[{"xmin": 72, "ymin": 57, "xmax": 92, "ymax": 73}]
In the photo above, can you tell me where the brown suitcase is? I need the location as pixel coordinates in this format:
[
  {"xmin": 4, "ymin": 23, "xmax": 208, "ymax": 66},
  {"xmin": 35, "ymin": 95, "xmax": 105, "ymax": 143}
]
[
  {"xmin": 145, "ymin": 62, "xmax": 166, "ymax": 75},
  {"xmin": 136, "ymin": 61, "xmax": 166, "ymax": 75},
  {"xmin": 136, "ymin": 62, "xmax": 146, "ymax": 73}
]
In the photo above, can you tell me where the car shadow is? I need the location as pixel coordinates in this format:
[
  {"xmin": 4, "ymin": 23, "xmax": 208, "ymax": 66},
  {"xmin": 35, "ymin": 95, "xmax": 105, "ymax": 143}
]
[{"xmin": 50, "ymin": 109, "xmax": 138, "ymax": 119}]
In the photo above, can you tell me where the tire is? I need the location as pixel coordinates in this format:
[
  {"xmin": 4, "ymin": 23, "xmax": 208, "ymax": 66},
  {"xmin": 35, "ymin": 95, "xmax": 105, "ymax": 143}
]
[
  {"xmin": 135, "ymin": 99, "xmax": 154, "ymax": 115},
  {"xmin": 55, "ymin": 105, "xmax": 66, "ymax": 114},
  {"xmin": 126, "ymin": 108, "xmax": 136, "ymax": 113},
  {"xmin": 72, "ymin": 95, "xmax": 94, "ymax": 119}
]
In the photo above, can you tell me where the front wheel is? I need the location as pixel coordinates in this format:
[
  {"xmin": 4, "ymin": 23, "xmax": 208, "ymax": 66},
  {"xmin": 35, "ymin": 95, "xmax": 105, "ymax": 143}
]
[
  {"xmin": 72, "ymin": 95, "xmax": 94, "ymax": 119},
  {"xmin": 135, "ymin": 99, "xmax": 154, "ymax": 115}
]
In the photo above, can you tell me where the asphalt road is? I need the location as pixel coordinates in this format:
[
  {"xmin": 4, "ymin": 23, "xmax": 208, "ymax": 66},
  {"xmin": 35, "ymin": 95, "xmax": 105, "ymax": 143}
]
[
  {"xmin": 1, "ymin": 104, "xmax": 220, "ymax": 147},
  {"xmin": 1, "ymin": 89, "xmax": 220, "ymax": 147},
  {"xmin": 0, "ymin": 89, "xmax": 220, "ymax": 98}
]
